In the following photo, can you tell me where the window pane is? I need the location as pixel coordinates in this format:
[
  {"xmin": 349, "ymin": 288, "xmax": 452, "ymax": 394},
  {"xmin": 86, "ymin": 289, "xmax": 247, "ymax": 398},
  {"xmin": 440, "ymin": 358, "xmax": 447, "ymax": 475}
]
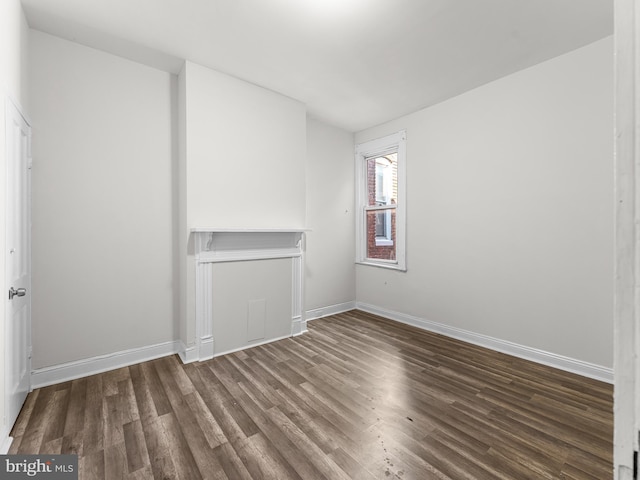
[
  {"xmin": 375, "ymin": 211, "xmax": 386, "ymax": 237},
  {"xmin": 367, "ymin": 153, "xmax": 397, "ymax": 207},
  {"xmin": 366, "ymin": 209, "xmax": 396, "ymax": 261}
]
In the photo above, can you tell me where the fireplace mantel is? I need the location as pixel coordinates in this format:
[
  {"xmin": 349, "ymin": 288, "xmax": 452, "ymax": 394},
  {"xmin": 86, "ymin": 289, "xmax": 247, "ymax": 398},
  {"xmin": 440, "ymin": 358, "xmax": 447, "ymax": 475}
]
[
  {"xmin": 192, "ymin": 228, "xmax": 306, "ymax": 262},
  {"xmin": 190, "ymin": 228, "xmax": 307, "ymax": 361}
]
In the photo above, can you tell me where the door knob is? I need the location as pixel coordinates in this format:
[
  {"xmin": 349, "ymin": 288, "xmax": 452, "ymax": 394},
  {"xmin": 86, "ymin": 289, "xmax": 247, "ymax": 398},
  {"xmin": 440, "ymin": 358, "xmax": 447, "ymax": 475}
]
[{"xmin": 8, "ymin": 287, "xmax": 26, "ymax": 300}]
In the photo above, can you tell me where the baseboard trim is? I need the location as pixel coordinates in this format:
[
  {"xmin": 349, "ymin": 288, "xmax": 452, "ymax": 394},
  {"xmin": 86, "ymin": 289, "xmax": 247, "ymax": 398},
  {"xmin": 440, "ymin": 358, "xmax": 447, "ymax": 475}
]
[
  {"xmin": 356, "ymin": 302, "xmax": 613, "ymax": 384},
  {"xmin": 31, "ymin": 340, "xmax": 181, "ymax": 389},
  {"xmin": 29, "ymin": 302, "xmax": 611, "ymax": 389},
  {"xmin": 306, "ymin": 301, "xmax": 357, "ymax": 321},
  {"xmin": 212, "ymin": 334, "xmax": 293, "ymax": 358}
]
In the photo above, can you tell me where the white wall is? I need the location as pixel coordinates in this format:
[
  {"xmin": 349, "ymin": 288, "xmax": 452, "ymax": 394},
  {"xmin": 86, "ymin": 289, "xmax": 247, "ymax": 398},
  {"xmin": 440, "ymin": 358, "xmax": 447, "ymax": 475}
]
[
  {"xmin": 183, "ymin": 61, "xmax": 306, "ymax": 229},
  {"xmin": 305, "ymin": 118, "xmax": 356, "ymax": 314},
  {"xmin": 179, "ymin": 61, "xmax": 307, "ymax": 350},
  {"xmin": 29, "ymin": 31, "xmax": 177, "ymax": 368},
  {"xmin": 0, "ymin": 0, "xmax": 29, "ymax": 109},
  {"xmin": 355, "ymin": 37, "xmax": 614, "ymax": 368},
  {"xmin": 0, "ymin": 0, "xmax": 30, "ymax": 451}
]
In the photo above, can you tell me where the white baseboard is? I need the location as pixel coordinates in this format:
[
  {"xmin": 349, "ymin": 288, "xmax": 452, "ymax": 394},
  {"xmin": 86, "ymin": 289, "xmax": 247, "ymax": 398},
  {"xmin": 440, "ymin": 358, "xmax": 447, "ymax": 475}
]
[
  {"xmin": 213, "ymin": 334, "xmax": 293, "ymax": 358},
  {"xmin": 306, "ymin": 301, "xmax": 357, "ymax": 321},
  {"xmin": 31, "ymin": 340, "xmax": 181, "ymax": 389},
  {"xmin": 0, "ymin": 427, "xmax": 12, "ymax": 454},
  {"xmin": 356, "ymin": 302, "xmax": 614, "ymax": 384},
  {"xmin": 29, "ymin": 300, "xmax": 611, "ymax": 391}
]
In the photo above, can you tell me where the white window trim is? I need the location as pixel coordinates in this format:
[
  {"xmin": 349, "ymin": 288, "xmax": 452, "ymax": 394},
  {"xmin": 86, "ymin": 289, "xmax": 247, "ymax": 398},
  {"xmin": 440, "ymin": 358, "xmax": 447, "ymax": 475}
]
[{"xmin": 355, "ymin": 130, "xmax": 406, "ymax": 271}]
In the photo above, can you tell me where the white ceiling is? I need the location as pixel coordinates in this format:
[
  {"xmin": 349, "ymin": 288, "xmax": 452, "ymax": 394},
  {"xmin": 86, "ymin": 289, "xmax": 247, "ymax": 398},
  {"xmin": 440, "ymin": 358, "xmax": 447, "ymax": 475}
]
[{"xmin": 21, "ymin": 0, "xmax": 613, "ymax": 132}]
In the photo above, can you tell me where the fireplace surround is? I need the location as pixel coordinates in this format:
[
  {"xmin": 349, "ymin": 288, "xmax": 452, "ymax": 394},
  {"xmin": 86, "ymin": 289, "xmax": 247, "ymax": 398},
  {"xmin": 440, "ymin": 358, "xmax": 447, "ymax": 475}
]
[{"xmin": 190, "ymin": 228, "xmax": 307, "ymax": 360}]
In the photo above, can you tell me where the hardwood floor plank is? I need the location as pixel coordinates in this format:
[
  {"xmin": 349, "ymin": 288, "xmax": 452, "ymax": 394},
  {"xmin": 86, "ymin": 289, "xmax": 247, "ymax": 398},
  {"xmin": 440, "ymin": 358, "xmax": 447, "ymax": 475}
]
[
  {"xmin": 130, "ymin": 362, "xmax": 179, "ymax": 480},
  {"xmin": 297, "ymin": 381, "xmax": 378, "ymax": 446},
  {"xmin": 271, "ymin": 389, "xmax": 337, "ymax": 454},
  {"xmin": 327, "ymin": 447, "xmax": 376, "ymax": 480},
  {"xmin": 123, "ymin": 420, "xmax": 149, "ymax": 474},
  {"xmin": 182, "ymin": 364, "xmax": 249, "ymax": 445},
  {"xmin": 104, "ymin": 442, "xmax": 128, "ymax": 480},
  {"xmin": 61, "ymin": 431, "xmax": 84, "ymax": 457},
  {"xmin": 210, "ymin": 360, "xmax": 329, "ymax": 479},
  {"xmin": 236, "ymin": 432, "xmax": 304, "ymax": 480},
  {"xmin": 80, "ymin": 449, "xmax": 105, "ymax": 480},
  {"xmin": 158, "ymin": 413, "xmax": 203, "ymax": 480},
  {"xmin": 358, "ymin": 425, "xmax": 451, "ymax": 480},
  {"xmin": 129, "ymin": 364, "xmax": 158, "ymax": 423},
  {"xmin": 10, "ymin": 311, "xmax": 613, "ymax": 479},
  {"xmin": 211, "ymin": 442, "xmax": 253, "ymax": 480},
  {"xmin": 41, "ymin": 436, "xmax": 63, "ymax": 455},
  {"xmin": 102, "ymin": 368, "xmax": 130, "ymax": 397},
  {"xmin": 15, "ymin": 385, "xmax": 56, "ymax": 453},
  {"xmin": 127, "ymin": 465, "xmax": 153, "ymax": 480},
  {"xmin": 103, "ymin": 394, "xmax": 125, "ymax": 448},
  {"xmin": 199, "ymin": 364, "xmax": 261, "ymax": 441},
  {"xmin": 141, "ymin": 362, "xmax": 173, "ymax": 417},
  {"xmin": 562, "ymin": 447, "xmax": 612, "ymax": 480},
  {"xmin": 118, "ymin": 377, "xmax": 140, "ymax": 426},
  {"xmin": 267, "ymin": 405, "xmax": 354, "ymax": 480},
  {"xmin": 165, "ymin": 355, "xmax": 196, "ymax": 397},
  {"xmin": 183, "ymin": 391, "xmax": 227, "ymax": 450},
  {"xmin": 154, "ymin": 357, "xmax": 226, "ymax": 480},
  {"xmin": 139, "ymin": 416, "xmax": 179, "ymax": 480},
  {"xmin": 64, "ymin": 378, "xmax": 88, "ymax": 437},
  {"xmin": 83, "ymin": 375, "xmax": 105, "ymax": 456}
]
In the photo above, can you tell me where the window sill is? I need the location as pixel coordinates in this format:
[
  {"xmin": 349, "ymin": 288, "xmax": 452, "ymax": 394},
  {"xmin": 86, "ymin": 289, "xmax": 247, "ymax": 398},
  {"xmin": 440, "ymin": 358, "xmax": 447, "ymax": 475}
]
[{"xmin": 356, "ymin": 260, "xmax": 406, "ymax": 272}]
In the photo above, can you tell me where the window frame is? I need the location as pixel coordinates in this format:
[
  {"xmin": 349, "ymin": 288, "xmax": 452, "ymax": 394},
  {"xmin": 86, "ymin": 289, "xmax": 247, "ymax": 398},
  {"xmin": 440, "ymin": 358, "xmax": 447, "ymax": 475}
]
[{"xmin": 355, "ymin": 130, "xmax": 406, "ymax": 271}]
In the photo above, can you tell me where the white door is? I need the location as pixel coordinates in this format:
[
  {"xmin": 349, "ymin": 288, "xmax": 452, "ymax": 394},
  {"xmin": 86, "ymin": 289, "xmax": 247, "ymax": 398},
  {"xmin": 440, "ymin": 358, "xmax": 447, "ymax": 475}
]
[{"xmin": 5, "ymin": 98, "xmax": 31, "ymax": 430}]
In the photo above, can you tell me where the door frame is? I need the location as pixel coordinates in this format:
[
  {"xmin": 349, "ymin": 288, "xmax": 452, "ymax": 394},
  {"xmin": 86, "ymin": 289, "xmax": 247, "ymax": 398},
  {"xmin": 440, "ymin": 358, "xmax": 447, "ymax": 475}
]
[{"xmin": 614, "ymin": 0, "xmax": 640, "ymax": 478}]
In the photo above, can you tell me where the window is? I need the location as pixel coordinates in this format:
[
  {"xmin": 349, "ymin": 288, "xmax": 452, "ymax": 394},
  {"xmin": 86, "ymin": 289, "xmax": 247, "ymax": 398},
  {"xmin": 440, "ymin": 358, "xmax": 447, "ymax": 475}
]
[
  {"xmin": 372, "ymin": 155, "xmax": 395, "ymax": 246},
  {"xmin": 355, "ymin": 130, "xmax": 406, "ymax": 270}
]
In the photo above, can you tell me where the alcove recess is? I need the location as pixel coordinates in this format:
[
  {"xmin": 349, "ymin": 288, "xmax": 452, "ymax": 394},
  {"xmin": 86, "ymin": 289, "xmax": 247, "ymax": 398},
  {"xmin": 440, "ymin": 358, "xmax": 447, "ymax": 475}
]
[{"xmin": 191, "ymin": 228, "xmax": 307, "ymax": 360}]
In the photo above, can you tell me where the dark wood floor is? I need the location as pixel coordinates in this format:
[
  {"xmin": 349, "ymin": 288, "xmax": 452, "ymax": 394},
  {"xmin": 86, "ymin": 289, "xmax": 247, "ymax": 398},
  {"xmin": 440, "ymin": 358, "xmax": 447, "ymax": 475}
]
[{"xmin": 10, "ymin": 310, "xmax": 613, "ymax": 479}]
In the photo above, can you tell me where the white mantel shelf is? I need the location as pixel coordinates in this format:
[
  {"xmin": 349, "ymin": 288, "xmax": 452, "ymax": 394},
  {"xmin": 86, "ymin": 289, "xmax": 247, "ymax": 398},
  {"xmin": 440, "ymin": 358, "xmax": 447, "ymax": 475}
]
[
  {"xmin": 190, "ymin": 228, "xmax": 307, "ymax": 362},
  {"xmin": 192, "ymin": 228, "xmax": 308, "ymax": 263},
  {"xmin": 191, "ymin": 227, "xmax": 308, "ymax": 233}
]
